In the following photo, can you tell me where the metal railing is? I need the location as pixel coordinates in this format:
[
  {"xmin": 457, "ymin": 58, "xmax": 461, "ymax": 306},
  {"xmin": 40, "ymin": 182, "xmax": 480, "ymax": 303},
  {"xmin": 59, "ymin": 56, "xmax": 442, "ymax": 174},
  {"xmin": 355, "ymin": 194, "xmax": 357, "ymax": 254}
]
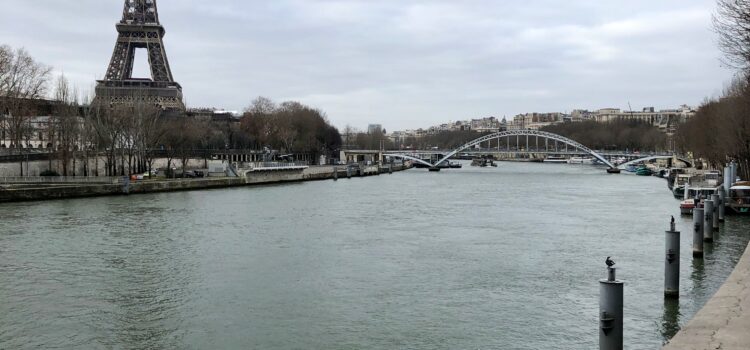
[
  {"xmin": 248, "ymin": 162, "xmax": 309, "ymax": 168},
  {"xmin": 0, "ymin": 176, "xmax": 121, "ymax": 184}
]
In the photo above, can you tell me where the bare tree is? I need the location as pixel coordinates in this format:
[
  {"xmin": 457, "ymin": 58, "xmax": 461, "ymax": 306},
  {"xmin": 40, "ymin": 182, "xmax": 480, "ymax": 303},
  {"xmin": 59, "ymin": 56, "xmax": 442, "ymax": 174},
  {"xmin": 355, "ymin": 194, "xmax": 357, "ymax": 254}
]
[
  {"xmin": 52, "ymin": 74, "xmax": 82, "ymax": 176},
  {"xmin": 0, "ymin": 46, "xmax": 52, "ymax": 175},
  {"xmin": 715, "ymin": 0, "xmax": 750, "ymax": 72}
]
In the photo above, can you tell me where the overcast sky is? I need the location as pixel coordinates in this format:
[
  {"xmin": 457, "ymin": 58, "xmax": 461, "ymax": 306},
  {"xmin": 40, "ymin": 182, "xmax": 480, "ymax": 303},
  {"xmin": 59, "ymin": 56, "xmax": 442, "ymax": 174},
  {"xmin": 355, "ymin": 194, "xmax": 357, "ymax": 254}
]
[{"xmin": 0, "ymin": 0, "xmax": 737, "ymax": 130}]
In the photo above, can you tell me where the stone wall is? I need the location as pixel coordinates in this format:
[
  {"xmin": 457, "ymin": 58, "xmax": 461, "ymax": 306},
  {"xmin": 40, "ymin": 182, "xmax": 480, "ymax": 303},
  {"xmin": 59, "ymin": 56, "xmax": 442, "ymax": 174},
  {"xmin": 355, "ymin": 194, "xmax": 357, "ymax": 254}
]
[{"xmin": 0, "ymin": 164, "xmax": 411, "ymax": 203}]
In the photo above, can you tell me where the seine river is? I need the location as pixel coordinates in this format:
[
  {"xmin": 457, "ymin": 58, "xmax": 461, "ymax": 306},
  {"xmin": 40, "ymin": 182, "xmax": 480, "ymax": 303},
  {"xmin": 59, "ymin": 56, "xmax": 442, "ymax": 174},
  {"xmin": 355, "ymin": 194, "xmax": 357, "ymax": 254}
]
[{"xmin": 1, "ymin": 162, "xmax": 749, "ymax": 349}]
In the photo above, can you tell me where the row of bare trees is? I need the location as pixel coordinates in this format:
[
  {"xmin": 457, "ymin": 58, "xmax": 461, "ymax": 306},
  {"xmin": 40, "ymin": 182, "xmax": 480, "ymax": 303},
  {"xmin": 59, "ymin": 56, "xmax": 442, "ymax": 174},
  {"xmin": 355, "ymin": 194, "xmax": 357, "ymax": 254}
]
[
  {"xmin": 0, "ymin": 44, "xmax": 223, "ymax": 177},
  {"xmin": 0, "ymin": 44, "xmax": 52, "ymax": 175},
  {"xmin": 675, "ymin": 0, "xmax": 750, "ymax": 179},
  {"xmin": 1, "ymin": 45, "xmax": 344, "ymax": 176},
  {"xmin": 675, "ymin": 79, "xmax": 750, "ymax": 179},
  {"xmin": 542, "ymin": 119, "xmax": 667, "ymax": 152},
  {"xmin": 240, "ymin": 97, "xmax": 342, "ymax": 160}
]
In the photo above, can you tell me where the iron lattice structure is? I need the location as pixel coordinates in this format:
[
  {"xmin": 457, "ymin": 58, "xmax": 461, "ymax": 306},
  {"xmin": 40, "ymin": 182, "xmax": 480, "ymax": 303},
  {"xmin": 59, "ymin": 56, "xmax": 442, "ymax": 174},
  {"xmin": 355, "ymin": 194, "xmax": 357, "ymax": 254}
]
[{"xmin": 93, "ymin": 0, "xmax": 185, "ymax": 112}]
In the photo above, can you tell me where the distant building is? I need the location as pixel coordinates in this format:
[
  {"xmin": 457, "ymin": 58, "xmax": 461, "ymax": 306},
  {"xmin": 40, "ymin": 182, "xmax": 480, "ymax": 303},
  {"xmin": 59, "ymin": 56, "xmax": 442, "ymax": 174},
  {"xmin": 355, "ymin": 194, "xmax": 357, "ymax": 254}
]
[
  {"xmin": 187, "ymin": 108, "xmax": 241, "ymax": 123},
  {"xmin": 592, "ymin": 106, "xmax": 696, "ymax": 132},
  {"xmin": 0, "ymin": 98, "xmax": 84, "ymax": 150},
  {"xmin": 509, "ymin": 112, "xmax": 565, "ymax": 130},
  {"xmin": 367, "ymin": 124, "xmax": 384, "ymax": 134},
  {"xmin": 387, "ymin": 104, "xmax": 696, "ymax": 140}
]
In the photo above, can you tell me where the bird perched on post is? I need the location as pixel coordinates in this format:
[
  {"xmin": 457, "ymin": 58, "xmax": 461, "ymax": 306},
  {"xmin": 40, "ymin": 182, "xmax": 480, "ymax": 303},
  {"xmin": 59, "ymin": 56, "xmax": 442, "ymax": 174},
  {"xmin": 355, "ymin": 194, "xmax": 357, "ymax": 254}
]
[
  {"xmin": 606, "ymin": 257, "xmax": 615, "ymax": 268},
  {"xmin": 671, "ymin": 216, "xmax": 675, "ymax": 224}
]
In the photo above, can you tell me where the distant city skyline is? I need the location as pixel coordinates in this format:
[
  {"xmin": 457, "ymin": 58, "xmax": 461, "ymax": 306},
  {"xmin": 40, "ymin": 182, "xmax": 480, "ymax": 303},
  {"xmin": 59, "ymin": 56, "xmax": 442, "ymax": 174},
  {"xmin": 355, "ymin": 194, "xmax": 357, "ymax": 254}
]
[{"xmin": 0, "ymin": 0, "xmax": 736, "ymax": 130}]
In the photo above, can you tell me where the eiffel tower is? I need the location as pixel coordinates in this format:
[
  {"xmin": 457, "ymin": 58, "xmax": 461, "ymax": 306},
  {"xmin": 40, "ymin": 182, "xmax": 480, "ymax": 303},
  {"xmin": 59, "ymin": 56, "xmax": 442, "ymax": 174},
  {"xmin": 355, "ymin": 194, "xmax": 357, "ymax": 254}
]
[{"xmin": 93, "ymin": 0, "xmax": 185, "ymax": 112}]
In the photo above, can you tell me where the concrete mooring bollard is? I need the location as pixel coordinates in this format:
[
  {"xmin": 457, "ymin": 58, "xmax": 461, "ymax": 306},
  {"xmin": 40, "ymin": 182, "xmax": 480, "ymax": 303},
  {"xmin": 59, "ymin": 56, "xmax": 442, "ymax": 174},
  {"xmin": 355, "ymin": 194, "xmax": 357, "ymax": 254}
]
[
  {"xmin": 711, "ymin": 194, "xmax": 720, "ymax": 230},
  {"xmin": 665, "ymin": 220, "xmax": 680, "ymax": 298},
  {"xmin": 600, "ymin": 266, "xmax": 624, "ymax": 350},
  {"xmin": 703, "ymin": 200, "xmax": 714, "ymax": 243},
  {"xmin": 724, "ymin": 166, "xmax": 732, "ymax": 196},
  {"xmin": 693, "ymin": 207, "xmax": 704, "ymax": 258}
]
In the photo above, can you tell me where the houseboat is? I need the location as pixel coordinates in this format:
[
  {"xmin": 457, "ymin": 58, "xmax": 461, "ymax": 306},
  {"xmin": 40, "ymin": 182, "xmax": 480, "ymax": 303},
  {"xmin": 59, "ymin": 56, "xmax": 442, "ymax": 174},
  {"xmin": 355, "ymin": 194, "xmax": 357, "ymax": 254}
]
[
  {"xmin": 672, "ymin": 174, "xmax": 692, "ymax": 198},
  {"xmin": 728, "ymin": 182, "xmax": 750, "ymax": 214},
  {"xmin": 543, "ymin": 156, "xmax": 567, "ymax": 164},
  {"xmin": 568, "ymin": 157, "xmax": 594, "ymax": 164},
  {"xmin": 680, "ymin": 187, "xmax": 718, "ymax": 215}
]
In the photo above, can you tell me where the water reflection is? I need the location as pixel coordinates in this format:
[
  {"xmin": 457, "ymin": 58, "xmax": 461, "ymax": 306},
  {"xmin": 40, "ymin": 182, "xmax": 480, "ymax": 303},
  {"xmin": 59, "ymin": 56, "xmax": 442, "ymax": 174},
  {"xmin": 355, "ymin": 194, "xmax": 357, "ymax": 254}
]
[
  {"xmin": 690, "ymin": 257, "xmax": 705, "ymax": 290},
  {"xmin": 100, "ymin": 230, "xmax": 194, "ymax": 350},
  {"xmin": 704, "ymin": 240, "xmax": 715, "ymax": 256},
  {"xmin": 660, "ymin": 297, "xmax": 681, "ymax": 344}
]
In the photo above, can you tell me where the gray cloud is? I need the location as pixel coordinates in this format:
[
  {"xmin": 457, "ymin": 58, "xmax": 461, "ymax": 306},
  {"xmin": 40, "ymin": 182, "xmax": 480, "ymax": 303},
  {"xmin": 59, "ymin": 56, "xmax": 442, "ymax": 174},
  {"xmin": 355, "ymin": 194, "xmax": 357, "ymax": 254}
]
[{"xmin": 0, "ymin": 0, "xmax": 735, "ymax": 130}]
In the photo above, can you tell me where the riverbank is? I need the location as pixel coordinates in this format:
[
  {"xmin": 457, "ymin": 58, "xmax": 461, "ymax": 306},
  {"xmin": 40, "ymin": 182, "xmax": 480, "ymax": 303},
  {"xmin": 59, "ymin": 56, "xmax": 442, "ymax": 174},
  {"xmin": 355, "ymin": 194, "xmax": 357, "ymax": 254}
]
[
  {"xmin": 0, "ymin": 164, "xmax": 410, "ymax": 203},
  {"xmin": 663, "ymin": 241, "xmax": 750, "ymax": 349}
]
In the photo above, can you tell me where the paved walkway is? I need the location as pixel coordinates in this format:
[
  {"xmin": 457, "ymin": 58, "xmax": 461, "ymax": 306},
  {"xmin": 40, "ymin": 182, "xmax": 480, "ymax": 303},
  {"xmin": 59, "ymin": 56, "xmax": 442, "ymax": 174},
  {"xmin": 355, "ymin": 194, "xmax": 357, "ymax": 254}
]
[{"xmin": 664, "ymin": 243, "xmax": 750, "ymax": 350}]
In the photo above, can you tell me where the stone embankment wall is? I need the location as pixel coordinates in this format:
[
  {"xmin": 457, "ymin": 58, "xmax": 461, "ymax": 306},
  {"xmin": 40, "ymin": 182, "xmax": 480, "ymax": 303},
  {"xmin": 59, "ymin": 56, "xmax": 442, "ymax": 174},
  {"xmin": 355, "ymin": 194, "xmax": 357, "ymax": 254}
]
[
  {"xmin": 663, "ymin": 242, "xmax": 750, "ymax": 349},
  {"xmin": 0, "ymin": 164, "xmax": 410, "ymax": 203}
]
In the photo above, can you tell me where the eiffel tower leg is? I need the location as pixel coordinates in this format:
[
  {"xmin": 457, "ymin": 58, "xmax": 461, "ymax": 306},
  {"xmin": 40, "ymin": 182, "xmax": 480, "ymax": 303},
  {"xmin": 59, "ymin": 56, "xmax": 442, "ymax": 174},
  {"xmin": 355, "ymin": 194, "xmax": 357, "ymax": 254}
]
[
  {"xmin": 105, "ymin": 42, "xmax": 133, "ymax": 81},
  {"xmin": 123, "ymin": 46, "xmax": 136, "ymax": 80},
  {"xmin": 147, "ymin": 41, "xmax": 173, "ymax": 82}
]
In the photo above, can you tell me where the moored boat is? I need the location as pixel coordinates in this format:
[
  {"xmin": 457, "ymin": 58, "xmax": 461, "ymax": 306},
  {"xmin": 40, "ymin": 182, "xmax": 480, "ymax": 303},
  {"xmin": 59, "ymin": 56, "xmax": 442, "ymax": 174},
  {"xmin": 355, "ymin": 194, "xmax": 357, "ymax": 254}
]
[
  {"xmin": 680, "ymin": 187, "xmax": 718, "ymax": 215},
  {"xmin": 543, "ymin": 156, "xmax": 567, "ymax": 164},
  {"xmin": 635, "ymin": 166, "xmax": 653, "ymax": 176},
  {"xmin": 568, "ymin": 157, "xmax": 593, "ymax": 164},
  {"xmin": 728, "ymin": 182, "xmax": 750, "ymax": 214},
  {"xmin": 471, "ymin": 158, "xmax": 496, "ymax": 167},
  {"xmin": 672, "ymin": 174, "xmax": 691, "ymax": 198}
]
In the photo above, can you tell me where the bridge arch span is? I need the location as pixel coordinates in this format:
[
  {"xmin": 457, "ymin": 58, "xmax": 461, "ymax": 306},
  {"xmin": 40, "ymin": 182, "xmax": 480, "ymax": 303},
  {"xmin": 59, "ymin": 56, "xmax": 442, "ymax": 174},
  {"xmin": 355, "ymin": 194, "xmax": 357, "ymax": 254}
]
[
  {"xmin": 433, "ymin": 130, "xmax": 616, "ymax": 168},
  {"xmin": 383, "ymin": 154, "xmax": 435, "ymax": 168},
  {"xmin": 618, "ymin": 156, "xmax": 693, "ymax": 169}
]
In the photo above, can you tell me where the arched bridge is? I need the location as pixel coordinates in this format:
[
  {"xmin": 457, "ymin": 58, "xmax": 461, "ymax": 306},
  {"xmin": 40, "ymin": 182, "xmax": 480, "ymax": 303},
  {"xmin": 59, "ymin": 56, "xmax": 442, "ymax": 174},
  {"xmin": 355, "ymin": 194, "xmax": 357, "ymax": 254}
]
[
  {"xmin": 618, "ymin": 155, "xmax": 693, "ymax": 169},
  {"xmin": 385, "ymin": 130, "xmax": 616, "ymax": 169}
]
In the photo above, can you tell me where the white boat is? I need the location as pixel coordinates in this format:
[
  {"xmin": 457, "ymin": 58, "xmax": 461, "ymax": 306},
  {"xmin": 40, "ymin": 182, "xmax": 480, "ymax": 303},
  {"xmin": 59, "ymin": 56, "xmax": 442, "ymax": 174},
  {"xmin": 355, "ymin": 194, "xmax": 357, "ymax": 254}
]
[
  {"xmin": 680, "ymin": 187, "xmax": 717, "ymax": 215},
  {"xmin": 568, "ymin": 157, "xmax": 593, "ymax": 165},
  {"xmin": 544, "ymin": 156, "xmax": 568, "ymax": 164}
]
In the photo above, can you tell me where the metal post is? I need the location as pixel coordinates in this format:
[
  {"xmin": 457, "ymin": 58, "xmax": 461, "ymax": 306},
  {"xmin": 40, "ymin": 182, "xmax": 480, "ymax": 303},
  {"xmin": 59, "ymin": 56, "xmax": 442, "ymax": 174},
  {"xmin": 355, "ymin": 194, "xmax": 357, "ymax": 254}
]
[
  {"xmin": 703, "ymin": 200, "xmax": 714, "ymax": 243},
  {"xmin": 665, "ymin": 222, "xmax": 680, "ymax": 298},
  {"xmin": 719, "ymin": 188, "xmax": 726, "ymax": 222},
  {"xmin": 600, "ymin": 267, "xmax": 624, "ymax": 350},
  {"xmin": 711, "ymin": 194, "xmax": 720, "ymax": 230},
  {"xmin": 693, "ymin": 208, "xmax": 704, "ymax": 258},
  {"xmin": 333, "ymin": 166, "xmax": 338, "ymax": 181}
]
